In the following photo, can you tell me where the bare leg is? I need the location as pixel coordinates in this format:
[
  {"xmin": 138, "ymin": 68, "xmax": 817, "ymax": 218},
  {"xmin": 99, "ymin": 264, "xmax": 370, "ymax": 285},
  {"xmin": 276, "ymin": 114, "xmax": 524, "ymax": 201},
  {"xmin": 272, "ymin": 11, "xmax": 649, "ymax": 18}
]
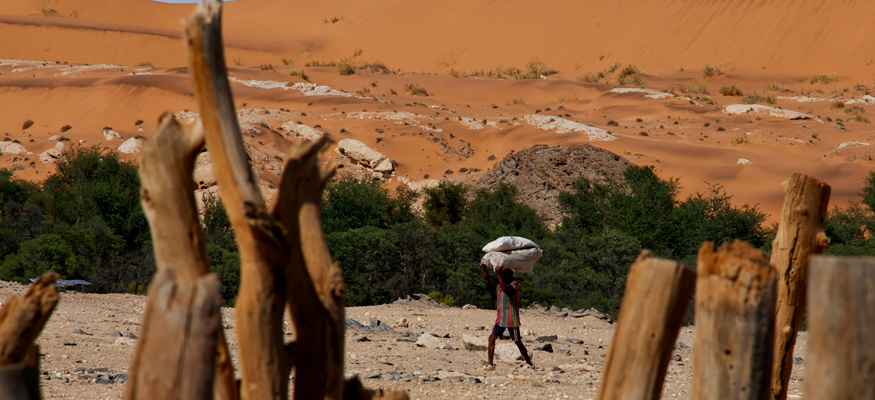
[
  {"xmin": 487, "ymin": 334, "xmax": 497, "ymax": 366},
  {"xmin": 515, "ymin": 340, "xmax": 533, "ymax": 366}
]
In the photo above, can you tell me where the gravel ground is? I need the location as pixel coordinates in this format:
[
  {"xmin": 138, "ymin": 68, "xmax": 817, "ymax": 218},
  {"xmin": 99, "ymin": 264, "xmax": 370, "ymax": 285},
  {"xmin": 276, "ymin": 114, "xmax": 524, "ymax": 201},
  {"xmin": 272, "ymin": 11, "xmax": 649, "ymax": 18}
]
[{"xmin": 0, "ymin": 281, "xmax": 807, "ymax": 399}]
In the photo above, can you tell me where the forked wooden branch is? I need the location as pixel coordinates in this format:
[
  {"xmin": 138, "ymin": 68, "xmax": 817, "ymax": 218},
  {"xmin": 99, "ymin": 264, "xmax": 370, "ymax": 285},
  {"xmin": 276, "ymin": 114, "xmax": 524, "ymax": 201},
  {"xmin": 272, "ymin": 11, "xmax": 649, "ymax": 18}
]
[
  {"xmin": 271, "ymin": 138, "xmax": 345, "ymax": 400},
  {"xmin": 183, "ymin": 1, "xmax": 289, "ymax": 399},
  {"xmin": 770, "ymin": 173, "xmax": 830, "ymax": 400},
  {"xmin": 127, "ymin": 112, "xmax": 236, "ymax": 400},
  {"xmin": 805, "ymin": 255, "xmax": 875, "ymax": 399},
  {"xmin": 692, "ymin": 240, "xmax": 777, "ymax": 400},
  {"xmin": 596, "ymin": 251, "xmax": 695, "ymax": 400}
]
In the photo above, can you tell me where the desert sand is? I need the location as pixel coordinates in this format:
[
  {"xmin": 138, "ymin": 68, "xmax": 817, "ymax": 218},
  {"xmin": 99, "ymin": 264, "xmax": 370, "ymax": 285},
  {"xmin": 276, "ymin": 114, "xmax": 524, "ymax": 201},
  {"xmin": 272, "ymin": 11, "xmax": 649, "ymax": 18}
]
[
  {"xmin": 1, "ymin": 0, "xmax": 874, "ymax": 218},
  {"xmin": 0, "ymin": 280, "xmax": 808, "ymax": 400}
]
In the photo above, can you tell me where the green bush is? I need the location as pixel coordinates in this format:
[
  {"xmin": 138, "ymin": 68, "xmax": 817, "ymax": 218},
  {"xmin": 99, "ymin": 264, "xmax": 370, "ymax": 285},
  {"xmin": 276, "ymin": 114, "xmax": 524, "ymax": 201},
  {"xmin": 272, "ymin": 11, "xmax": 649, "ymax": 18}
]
[
  {"xmin": 428, "ymin": 291, "xmax": 456, "ymax": 307},
  {"xmin": 423, "ymin": 180, "xmax": 468, "ymax": 227}
]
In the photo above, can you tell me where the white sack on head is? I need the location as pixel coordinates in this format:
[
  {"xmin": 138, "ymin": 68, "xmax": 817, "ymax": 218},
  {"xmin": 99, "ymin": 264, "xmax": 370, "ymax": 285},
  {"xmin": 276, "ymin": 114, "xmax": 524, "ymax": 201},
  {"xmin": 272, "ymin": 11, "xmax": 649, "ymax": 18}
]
[
  {"xmin": 481, "ymin": 247, "xmax": 542, "ymax": 274},
  {"xmin": 482, "ymin": 236, "xmax": 539, "ymax": 253}
]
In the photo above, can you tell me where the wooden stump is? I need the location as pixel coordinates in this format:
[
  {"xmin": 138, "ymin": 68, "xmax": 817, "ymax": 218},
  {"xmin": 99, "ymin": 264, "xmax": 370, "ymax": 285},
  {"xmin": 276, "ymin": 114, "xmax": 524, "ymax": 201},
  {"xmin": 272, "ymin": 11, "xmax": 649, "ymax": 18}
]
[
  {"xmin": 596, "ymin": 251, "xmax": 695, "ymax": 400},
  {"xmin": 0, "ymin": 364, "xmax": 41, "ymax": 400},
  {"xmin": 769, "ymin": 174, "xmax": 830, "ymax": 400},
  {"xmin": 804, "ymin": 255, "xmax": 875, "ymax": 400},
  {"xmin": 692, "ymin": 240, "xmax": 777, "ymax": 400}
]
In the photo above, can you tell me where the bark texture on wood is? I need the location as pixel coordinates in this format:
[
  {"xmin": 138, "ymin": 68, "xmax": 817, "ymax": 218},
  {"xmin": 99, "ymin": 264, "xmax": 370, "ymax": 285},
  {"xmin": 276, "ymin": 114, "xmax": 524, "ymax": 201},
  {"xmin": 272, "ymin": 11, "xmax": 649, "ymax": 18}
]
[
  {"xmin": 183, "ymin": 2, "xmax": 289, "ymax": 399},
  {"xmin": 692, "ymin": 240, "xmax": 777, "ymax": 400},
  {"xmin": 769, "ymin": 174, "xmax": 830, "ymax": 400},
  {"xmin": 132, "ymin": 111, "xmax": 237, "ymax": 400},
  {"xmin": 804, "ymin": 256, "xmax": 875, "ymax": 400},
  {"xmin": 124, "ymin": 269, "xmax": 222, "ymax": 400},
  {"xmin": 0, "ymin": 364, "xmax": 41, "ymax": 400},
  {"xmin": 0, "ymin": 272, "xmax": 59, "ymax": 366},
  {"xmin": 596, "ymin": 251, "xmax": 695, "ymax": 400}
]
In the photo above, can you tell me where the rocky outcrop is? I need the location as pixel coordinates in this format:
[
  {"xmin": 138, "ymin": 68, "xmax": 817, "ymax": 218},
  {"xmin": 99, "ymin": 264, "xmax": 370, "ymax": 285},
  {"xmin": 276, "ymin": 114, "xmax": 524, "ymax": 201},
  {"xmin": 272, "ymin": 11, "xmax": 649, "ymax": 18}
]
[
  {"xmin": 118, "ymin": 138, "xmax": 143, "ymax": 154},
  {"xmin": 723, "ymin": 104, "xmax": 813, "ymax": 120},
  {"xmin": 335, "ymin": 138, "xmax": 394, "ymax": 177},
  {"xmin": 477, "ymin": 144, "xmax": 632, "ymax": 226},
  {"xmin": 281, "ymin": 122, "xmax": 324, "ymax": 140},
  {"xmin": 0, "ymin": 142, "xmax": 28, "ymax": 154},
  {"xmin": 39, "ymin": 148, "xmax": 62, "ymax": 163},
  {"xmin": 193, "ymin": 152, "xmax": 215, "ymax": 189}
]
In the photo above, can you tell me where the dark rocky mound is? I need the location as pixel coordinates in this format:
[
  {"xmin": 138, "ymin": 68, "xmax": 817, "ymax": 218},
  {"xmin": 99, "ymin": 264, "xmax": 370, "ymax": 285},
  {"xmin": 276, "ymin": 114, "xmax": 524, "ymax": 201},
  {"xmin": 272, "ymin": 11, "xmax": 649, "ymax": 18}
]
[{"xmin": 477, "ymin": 144, "xmax": 632, "ymax": 227}]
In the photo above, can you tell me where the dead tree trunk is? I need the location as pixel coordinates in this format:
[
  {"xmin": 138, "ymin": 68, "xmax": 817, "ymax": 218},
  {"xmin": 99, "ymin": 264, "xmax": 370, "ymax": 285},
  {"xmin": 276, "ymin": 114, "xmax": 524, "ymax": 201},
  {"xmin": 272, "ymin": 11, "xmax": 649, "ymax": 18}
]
[
  {"xmin": 125, "ymin": 112, "xmax": 234, "ymax": 400},
  {"xmin": 692, "ymin": 241, "xmax": 777, "ymax": 400},
  {"xmin": 596, "ymin": 251, "xmax": 696, "ymax": 400},
  {"xmin": 804, "ymin": 255, "xmax": 875, "ymax": 400},
  {"xmin": 769, "ymin": 174, "xmax": 830, "ymax": 400}
]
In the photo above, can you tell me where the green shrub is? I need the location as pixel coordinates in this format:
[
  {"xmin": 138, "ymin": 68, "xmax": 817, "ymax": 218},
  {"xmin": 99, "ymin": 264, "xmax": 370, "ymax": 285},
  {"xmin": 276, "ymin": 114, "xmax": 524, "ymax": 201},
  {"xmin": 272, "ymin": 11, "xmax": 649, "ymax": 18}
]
[
  {"xmin": 337, "ymin": 57, "xmax": 357, "ymax": 76},
  {"xmin": 675, "ymin": 82, "xmax": 708, "ymax": 94},
  {"xmin": 428, "ymin": 291, "xmax": 456, "ymax": 307},
  {"xmin": 423, "ymin": 180, "xmax": 468, "ymax": 227},
  {"xmin": 617, "ymin": 65, "xmax": 646, "ymax": 86}
]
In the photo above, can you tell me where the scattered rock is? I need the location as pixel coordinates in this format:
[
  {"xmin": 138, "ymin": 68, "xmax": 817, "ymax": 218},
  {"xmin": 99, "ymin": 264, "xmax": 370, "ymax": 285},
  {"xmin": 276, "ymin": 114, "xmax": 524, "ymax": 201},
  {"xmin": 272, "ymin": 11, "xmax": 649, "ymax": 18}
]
[
  {"xmin": 73, "ymin": 329, "xmax": 90, "ymax": 335},
  {"xmin": 366, "ymin": 373, "xmax": 382, "ymax": 379},
  {"xmin": 113, "ymin": 374, "xmax": 127, "ymax": 384},
  {"xmin": 368, "ymin": 318, "xmax": 394, "ymax": 333},
  {"xmin": 395, "ymin": 317, "xmax": 408, "ymax": 328},
  {"xmin": 535, "ymin": 343, "xmax": 553, "ymax": 353},
  {"xmin": 846, "ymin": 156, "xmax": 857, "ymax": 162},
  {"xmin": 793, "ymin": 357, "xmax": 803, "ymax": 365},
  {"xmin": 737, "ymin": 158, "xmax": 752, "ymax": 165},
  {"xmin": 565, "ymin": 338, "xmax": 583, "ymax": 345},
  {"xmin": 118, "ymin": 138, "xmax": 143, "ymax": 154},
  {"xmin": 62, "ymin": 341, "xmax": 77, "ymax": 346},
  {"xmin": 462, "ymin": 304, "xmax": 478, "ymax": 310},
  {"xmin": 414, "ymin": 365, "xmax": 422, "ymax": 371},
  {"xmin": 335, "ymin": 138, "xmax": 394, "ymax": 175},
  {"xmin": 495, "ymin": 342, "xmax": 530, "ymax": 362},
  {"xmin": 39, "ymin": 148, "xmax": 63, "ymax": 164},
  {"xmin": 677, "ymin": 342, "xmax": 690, "ymax": 350},
  {"xmin": 791, "ymin": 375, "xmax": 803, "ymax": 381},
  {"xmin": 125, "ymin": 332, "xmax": 137, "ymax": 339},
  {"xmin": 556, "ymin": 349, "xmax": 570, "ymax": 355},
  {"xmin": 102, "ymin": 129, "xmax": 122, "ymax": 141},
  {"xmin": 671, "ymin": 354, "xmax": 682, "ymax": 361},
  {"xmin": 462, "ymin": 334, "xmax": 488, "ymax": 351},
  {"xmin": 110, "ymin": 331, "xmax": 122, "ymax": 337},
  {"xmin": 193, "ymin": 152, "xmax": 216, "ymax": 189},
  {"xmin": 0, "ymin": 142, "xmax": 27, "ymax": 154},
  {"xmin": 536, "ymin": 335, "xmax": 558, "ymax": 343},
  {"xmin": 352, "ymin": 336, "xmax": 370, "ymax": 343},
  {"xmin": 415, "ymin": 333, "xmax": 444, "ymax": 348}
]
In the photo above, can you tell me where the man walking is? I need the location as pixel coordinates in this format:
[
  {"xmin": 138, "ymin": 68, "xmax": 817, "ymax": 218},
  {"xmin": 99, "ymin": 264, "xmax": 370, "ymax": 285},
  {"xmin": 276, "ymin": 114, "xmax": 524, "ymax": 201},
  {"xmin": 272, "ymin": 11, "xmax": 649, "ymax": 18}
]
[{"xmin": 481, "ymin": 264, "xmax": 533, "ymax": 369}]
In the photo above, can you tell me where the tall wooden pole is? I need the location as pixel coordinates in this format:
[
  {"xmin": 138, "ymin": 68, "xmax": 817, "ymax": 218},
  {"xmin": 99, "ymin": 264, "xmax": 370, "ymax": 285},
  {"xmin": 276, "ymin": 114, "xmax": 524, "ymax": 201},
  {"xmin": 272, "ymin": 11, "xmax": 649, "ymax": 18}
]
[
  {"xmin": 692, "ymin": 240, "xmax": 777, "ymax": 400},
  {"xmin": 596, "ymin": 251, "xmax": 695, "ymax": 400},
  {"xmin": 769, "ymin": 174, "xmax": 830, "ymax": 400}
]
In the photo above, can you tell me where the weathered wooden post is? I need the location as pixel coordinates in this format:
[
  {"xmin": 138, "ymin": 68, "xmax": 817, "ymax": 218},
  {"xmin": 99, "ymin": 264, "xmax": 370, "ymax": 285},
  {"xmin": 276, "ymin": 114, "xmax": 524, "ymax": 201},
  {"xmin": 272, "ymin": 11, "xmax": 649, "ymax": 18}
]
[
  {"xmin": 769, "ymin": 174, "xmax": 830, "ymax": 400},
  {"xmin": 804, "ymin": 255, "xmax": 875, "ymax": 400},
  {"xmin": 692, "ymin": 240, "xmax": 777, "ymax": 400},
  {"xmin": 0, "ymin": 272, "xmax": 59, "ymax": 400},
  {"xmin": 596, "ymin": 251, "xmax": 695, "ymax": 400}
]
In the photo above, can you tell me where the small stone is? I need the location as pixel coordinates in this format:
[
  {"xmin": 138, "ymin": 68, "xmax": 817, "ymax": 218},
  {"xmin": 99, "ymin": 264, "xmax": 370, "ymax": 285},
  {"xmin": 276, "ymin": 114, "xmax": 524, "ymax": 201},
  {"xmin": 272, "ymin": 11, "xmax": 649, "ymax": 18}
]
[
  {"xmin": 352, "ymin": 336, "xmax": 370, "ymax": 343},
  {"xmin": 442, "ymin": 358, "xmax": 452, "ymax": 363},
  {"xmin": 793, "ymin": 357, "xmax": 803, "ymax": 365},
  {"xmin": 366, "ymin": 373, "xmax": 381, "ymax": 379},
  {"xmin": 532, "ymin": 383, "xmax": 544, "ymax": 388},
  {"xmin": 93, "ymin": 367, "xmax": 109, "ymax": 373},
  {"xmin": 125, "ymin": 332, "xmax": 137, "ymax": 339},
  {"xmin": 535, "ymin": 344, "xmax": 553, "ymax": 353},
  {"xmin": 556, "ymin": 349, "xmax": 570, "ymax": 355},
  {"xmin": 414, "ymin": 365, "xmax": 422, "ymax": 371},
  {"xmin": 73, "ymin": 329, "xmax": 90, "ymax": 335},
  {"xmin": 737, "ymin": 158, "xmax": 752, "ymax": 165},
  {"xmin": 113, "ymin": 373, "xmax": 128, "ymax": 383},
  {"xmin": 791, "ymin": 375, "xmax": 803, "ymax": 381},
  {"xmin": 565, "ymin": 338, "xmax": 583, "ymax": 345},
  {"xmin": 677, "ymin": 342, "xmax": 690, "ymax": 350},
  {"xmin": 671, "ymin": 354, "xmax": 682, "ymax": 361},
  {"xmin": 63, "ymin": 342, "xmax": 77, "ymax": 346},
  {"xmin": 111, "ymin": 331, "xmax": 122, "ymax": 337},
  {"xmin": 96, "ymin": 378, "xmax": 112, "ymax": 384},
  {"xmin": 536, "ymin": 335, "xmax": 558, "ymax": 343}
]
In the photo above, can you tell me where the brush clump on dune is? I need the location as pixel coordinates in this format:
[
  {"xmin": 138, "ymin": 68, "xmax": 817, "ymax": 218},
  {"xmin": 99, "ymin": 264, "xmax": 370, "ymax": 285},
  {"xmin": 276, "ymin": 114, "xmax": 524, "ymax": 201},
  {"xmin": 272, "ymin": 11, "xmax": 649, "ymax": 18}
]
[
  {"xmin": 135, "ymin": 61, "xmax": 155, "ymax": 68},
  {"xmin": 675, "ymin": 82, "xmax": 708, "ymax": 94},
  {"xmin": 701, "ymin": 63, "xmax": 724, "ymax": 79},
  {"xmin": 811, "ymin": 73, "xmax": 839, "ymax": 84},
  {"xmin": 843, "ymin": 105, "xmax": 869, "ymax": 122},
  {"xmin": 764, "ymin": 81, "xmax": 793, "ymax": 93},
  {"xmin": 579, "ymin": 63, "xmax": 620, "ymax": 83},
  {"xmin": 289, "ymin": 69, "xmax": 310, "ymax": 81},
  {"xmin": 617, "ymin": 65, "xmax": 646, "ymax": 86},
  {"xmin": 719, "ymin": 85, "xmax": 743, "ymax": 96},
  {"xmin": 403, "ymin": 83, "xmax": 429, "ymax": 97},
  {"xmin": 447, "ymin": 60, "xmax": 556, "ymax": 80},
  {"xmin": 259, "ymin": 63, "xmax": 275, "ymax": 71},
  {"xmin": 740, "ymin": 92, "xmax": 777, "ymax": 105}
]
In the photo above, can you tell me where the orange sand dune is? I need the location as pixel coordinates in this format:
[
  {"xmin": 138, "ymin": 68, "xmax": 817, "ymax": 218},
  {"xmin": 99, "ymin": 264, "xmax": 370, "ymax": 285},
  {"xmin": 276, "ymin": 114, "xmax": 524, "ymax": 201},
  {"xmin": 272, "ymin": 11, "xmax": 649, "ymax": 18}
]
[{"xmin": 2, "ymin": 0, "xmax": 875, "ymax": 80}]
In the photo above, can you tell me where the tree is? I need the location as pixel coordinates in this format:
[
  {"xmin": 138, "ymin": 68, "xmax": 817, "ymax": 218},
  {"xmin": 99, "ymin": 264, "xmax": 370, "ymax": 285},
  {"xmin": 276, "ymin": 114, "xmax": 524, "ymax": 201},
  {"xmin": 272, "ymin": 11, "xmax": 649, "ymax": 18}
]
[
  {"xmin": 423, "ymin": 180, "xmax": 468, "ymax": 227},
  {"xmin": 321, "ymin": 176, "xmax": 417, "ymax": 234}
]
